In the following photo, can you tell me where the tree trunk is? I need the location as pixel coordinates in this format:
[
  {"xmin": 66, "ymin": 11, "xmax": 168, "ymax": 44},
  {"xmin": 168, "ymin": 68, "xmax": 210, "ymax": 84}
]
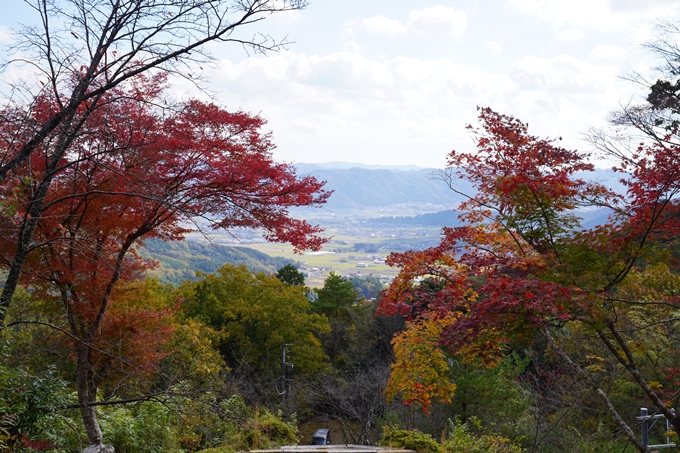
[
  {"xmin": 76, "ymin": 340, "xmax": 102, "ymax": 444},
  {"xmin": 75, "ymin": 338, "xmax": 114, "ymax": 452},
  {"xmin": 0, "ymin": 110, "xmax": 83, "ymax": 323}
]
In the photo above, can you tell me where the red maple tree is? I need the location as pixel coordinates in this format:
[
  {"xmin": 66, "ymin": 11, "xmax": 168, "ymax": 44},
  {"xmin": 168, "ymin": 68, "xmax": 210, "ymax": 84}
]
[
  {"xmin": 379, "ymin": 107, "xmax": 680, "ymax": 452},
  {"xmin": 0, "ymin": 74, "xmax": 330, "ymax": 446}
]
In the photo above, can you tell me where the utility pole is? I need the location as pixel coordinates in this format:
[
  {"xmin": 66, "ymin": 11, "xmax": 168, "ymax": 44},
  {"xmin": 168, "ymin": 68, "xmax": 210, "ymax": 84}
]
[{"xmin": 280, "ymin": 343, "xmax": 294, "ymax": 396}]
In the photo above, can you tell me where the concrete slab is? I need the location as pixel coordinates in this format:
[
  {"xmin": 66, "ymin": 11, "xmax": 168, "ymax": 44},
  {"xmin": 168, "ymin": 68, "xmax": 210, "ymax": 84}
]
[{"xmin": 250, "ymin": 446, "xmax": 415, "ymax": 453}]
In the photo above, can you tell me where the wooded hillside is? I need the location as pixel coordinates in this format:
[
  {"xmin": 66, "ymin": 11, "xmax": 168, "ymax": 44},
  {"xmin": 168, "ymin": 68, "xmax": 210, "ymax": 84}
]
[{"xmin": 141, "ymin": 240, "xmax": 295, "ymax": 285}]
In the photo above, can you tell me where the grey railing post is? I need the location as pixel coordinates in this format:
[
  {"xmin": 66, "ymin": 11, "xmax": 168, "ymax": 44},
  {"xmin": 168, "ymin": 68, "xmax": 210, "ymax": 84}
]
[{"xmin": 641, "ymin": 407, "xmax": 649, "ymax": 447}]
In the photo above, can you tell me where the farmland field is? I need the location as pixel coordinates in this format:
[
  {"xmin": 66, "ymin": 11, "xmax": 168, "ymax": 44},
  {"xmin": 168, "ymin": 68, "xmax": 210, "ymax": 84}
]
[{"xmin": 185, "ymin": 220, "xmax": 443, "ymax": 287}]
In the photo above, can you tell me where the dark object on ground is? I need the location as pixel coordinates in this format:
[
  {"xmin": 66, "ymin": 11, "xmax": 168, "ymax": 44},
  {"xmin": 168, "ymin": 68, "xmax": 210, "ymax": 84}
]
[{"xmin": 310, "ymin": 428, "xmax": 332, "ymax": 445}]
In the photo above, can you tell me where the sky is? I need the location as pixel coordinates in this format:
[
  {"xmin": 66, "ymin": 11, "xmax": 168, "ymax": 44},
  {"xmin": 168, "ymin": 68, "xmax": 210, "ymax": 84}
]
[{"xmin": 3, "ymin": 0, "xmax": 680, "ymax": 168}]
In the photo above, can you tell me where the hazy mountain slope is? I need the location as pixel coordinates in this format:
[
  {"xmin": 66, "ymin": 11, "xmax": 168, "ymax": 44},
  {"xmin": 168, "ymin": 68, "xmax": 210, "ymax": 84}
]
[
  {"xmin": 295, "ymin": 165, "xmax": 625, "ymax": 212},
  {"xmin": 300, "ymin": 167, "xmax": 472, "ymax": 210},
  {"xmin": 367, "ymin": 210, "xmax": 463, "ymax": 227},
  {"xmin": 365, "ymin": 207, "xmax": 612, "ymax": 229},
  {"xmin": 579, "ymin": 208, "xmax": 614, "ymax": 229}
]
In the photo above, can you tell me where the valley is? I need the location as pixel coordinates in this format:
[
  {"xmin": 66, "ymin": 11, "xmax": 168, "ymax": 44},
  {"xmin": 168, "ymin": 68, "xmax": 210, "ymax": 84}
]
[
  {"xmin": 170, "ymin": 164, "xmax": 463, "ymax": 286},
  {"xmin": 172, "ymin": 163, "xmax": 614, "ymax": 287},
  {"xmin": 184, "ymin": 206, "xmax": 446, "ymax": 287}
]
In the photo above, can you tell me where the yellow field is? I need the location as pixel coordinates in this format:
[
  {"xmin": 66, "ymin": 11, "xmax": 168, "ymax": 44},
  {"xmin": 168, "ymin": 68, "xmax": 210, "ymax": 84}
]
[{"xmin": 241, "ymin": 240, "xmax": 399, "ymax": 287}]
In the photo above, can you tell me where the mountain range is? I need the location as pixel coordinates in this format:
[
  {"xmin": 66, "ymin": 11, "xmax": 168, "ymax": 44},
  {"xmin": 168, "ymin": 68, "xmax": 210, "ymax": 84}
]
[
  {"xmin": 294, "ymin": 162, "xmax": 626, "ymax": 213},
  {"xmin": 296, "ymin": 166, "xmax": 471, "ymax": 210}
]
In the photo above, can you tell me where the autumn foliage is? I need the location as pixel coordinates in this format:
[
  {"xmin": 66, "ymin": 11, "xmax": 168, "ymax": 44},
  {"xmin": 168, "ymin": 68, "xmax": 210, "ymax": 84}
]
[
  {"xmin": 379, "ymin": 107, "xmax": 680, "ymax": 451},
  {"xmin": 380, "ymin": 108, "xmax": 611, "ymax": 357},
  {"xmin": 385, "ymin": 314, "xmax": 457, "ymax": 414},
  {"xmin": 1, "ymin": 72, "xmax": 330, "ymax": 371},
  {"xmin": 0, "ymin": 73, "xmax": 330, "ymax": 446}
]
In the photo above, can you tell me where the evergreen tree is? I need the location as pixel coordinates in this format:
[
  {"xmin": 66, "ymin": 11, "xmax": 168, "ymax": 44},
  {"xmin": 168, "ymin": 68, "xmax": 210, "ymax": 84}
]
[
  {"xmin": 313, "ymin": 272, "xmax": 358, "ymax": 319},
  {"xmin": 276, "ymin": 264, "xmax": 306, "ymax": 286}
]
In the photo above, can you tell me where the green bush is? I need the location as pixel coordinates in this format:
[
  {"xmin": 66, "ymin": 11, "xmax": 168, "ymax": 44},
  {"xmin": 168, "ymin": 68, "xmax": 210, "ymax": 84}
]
[
  {"xmin": 444, "ymin": 418, "xmax": 522, "ymax": 453},
  {"xmin": 100, "ymin": 402, "xmax": 179, "ymax": 453},
  {"xmin": 379, "ymin": 426, "xmax": 440, "ymax": 453},
  {"xmin": 34, "ymin": 399, "xmax": 181, "ymax": 453},
  {"xmin": 168, "ymin": 392, "xmax": 245, "ymax": 452},
  {"xmin": 0, "ymin": 365, "xmax": 70, "ymax": 451},
  {"xmin": 379, "ymin": 420, "xmax": 523, "ymax": 453},
  {"xmin": 240, "ymin": 408, "xmax": 298, "ymax": 450}
]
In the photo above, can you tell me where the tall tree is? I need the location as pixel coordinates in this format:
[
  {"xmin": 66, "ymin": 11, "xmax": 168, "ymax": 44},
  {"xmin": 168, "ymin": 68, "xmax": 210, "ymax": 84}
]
[
  {"xmin": 276, "ymin": 264, "xmax": 306, "ymax": 286},
  {"xmin": 379, "ymin": 107, "xmax": 680, "ymax": 452},
  {"xmin": 0, "ymin": 0, "xmax": 307, "ymax": 321},
  {"xmin": 0, "ymin": 75, "xmax": 329, "ymax": 450},
  {"xmin": 177, "ymin": 264, "xmax": 330, "ymax": 403},
  {"xmin": 597, "ymin": 20, "xmax": 680, "ymax": 144},
  {"xmin": 311, "ymin": 298, "xmax": 403, "ymax": 445},
  {"xmin": 313, "ymin": 272, "xmax": 359, "ymax": 319}
]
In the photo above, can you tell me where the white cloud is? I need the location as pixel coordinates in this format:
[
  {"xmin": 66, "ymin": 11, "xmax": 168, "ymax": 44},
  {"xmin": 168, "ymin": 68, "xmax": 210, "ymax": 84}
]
[
  {"xmin": 360, "ymin": 16, "xmax": 407, "ymax": 37},
  {"xmin": 509, "ymin": 54, "xmax": 619, "ymax": 93},
  {"xmin": 341, "ymin": 41, "xmax": 362, "ymax": 52},
  {"xmin": 509, "ymin": 0, "xmax": 614, "ymax": 29},
  {"xmin": 610, "ymin": 0, "xmax": 680, "ymax": 12},
  {"xmin": 590, "ymin": 44, "xmax": 628, "ymax": 59},
  {"xmin": 170, "ymin": 50, "xmax": 631, "ymax": 167},
  {"xmin": 407, "ymin": 6, "xmax": 468, "ymax": 36},
  {"xmin": 291, "ymin": 119, "xmax": 320, "ymax": 135},
  {"xmin": 269, "ymin": 9, "xmax": 304, "ymax": 25},
  {"xmin": 631, "ymin": 23, "xmax": 658, "ymax": 47},
  {"xmin": 631, "ymin": 62, "xmax": 653, "ymax": 81},
  {"xmin": 342, "ymin": 20, "xmax": 357, "ymax": 35},
  {"xmin": 0, "ymin": 26, "xmax": 13, "ymax": 44},
  {"xmin": 487, "ymin": 41, "xmax": 502, "ymax": 51},
  {"xmin": 344, "ymin": 6, "xmax": 467, "ymax": 39},
  {"xmin": 558, "ymin": 29, "xmax": 585, "ymax": 41},
  {"xmin": 509, "ymin": 0, "xmax": 680, "ymax": 31}
]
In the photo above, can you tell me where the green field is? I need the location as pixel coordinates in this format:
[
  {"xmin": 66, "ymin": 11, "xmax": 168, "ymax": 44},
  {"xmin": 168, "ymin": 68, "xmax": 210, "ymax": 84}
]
[{"xmin": 185, "ymin": 225, "xmax": 442, "ymax": 287}]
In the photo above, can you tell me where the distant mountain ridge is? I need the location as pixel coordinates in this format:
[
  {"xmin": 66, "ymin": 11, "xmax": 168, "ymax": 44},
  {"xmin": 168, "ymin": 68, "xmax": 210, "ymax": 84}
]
[
  {"xmin": 296, "ymin": 167, "xmax": 472, "ymax": 210},
  {"xmin": 294, "ymin": 163, "xmax": 627, "ymax": 212},
  {"xmin": 365, "ymin": 207, "xmax": 612, "ymax": 229}
]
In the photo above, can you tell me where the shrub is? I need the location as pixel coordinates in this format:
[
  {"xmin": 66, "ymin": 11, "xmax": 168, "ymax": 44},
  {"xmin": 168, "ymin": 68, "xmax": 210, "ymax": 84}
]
[
  {"xmin": 240, "ymin": 408, "xmax": 298, "ymax": 450},
  {"xmin": 444, "ymin": 418, "xmax": 522, "ymax": 453},
  {"xmin": 99, "ymin": 401, "xmax": 179, "ymax": 453},
  {"xmin": 0, "ymin": 365, "xmax": 70, "ymax": 451},
  {"xmin": 195, "ymin": 447, "xmax": 236, "ymax": 453},
  {"xmin": 379, "ymin": 426, "xmax": 440, "ymax": 453}
]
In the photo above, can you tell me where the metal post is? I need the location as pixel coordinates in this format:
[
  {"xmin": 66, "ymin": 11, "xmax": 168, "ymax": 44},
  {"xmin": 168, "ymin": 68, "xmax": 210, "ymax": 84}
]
[
  {"xmin": 280, "ymin": 343, "xmax": 289, "ymax": 396},
  {"xmin": 280, "ymin": 343, "xmax": 294, "ymax": 397},
  {"xmin": 636, "ymin": 407, "xmax": 676, "ymax": 449},
  {"xmin": 281, "ymin": 343, "xmax": 286, "ymax": 394}
]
